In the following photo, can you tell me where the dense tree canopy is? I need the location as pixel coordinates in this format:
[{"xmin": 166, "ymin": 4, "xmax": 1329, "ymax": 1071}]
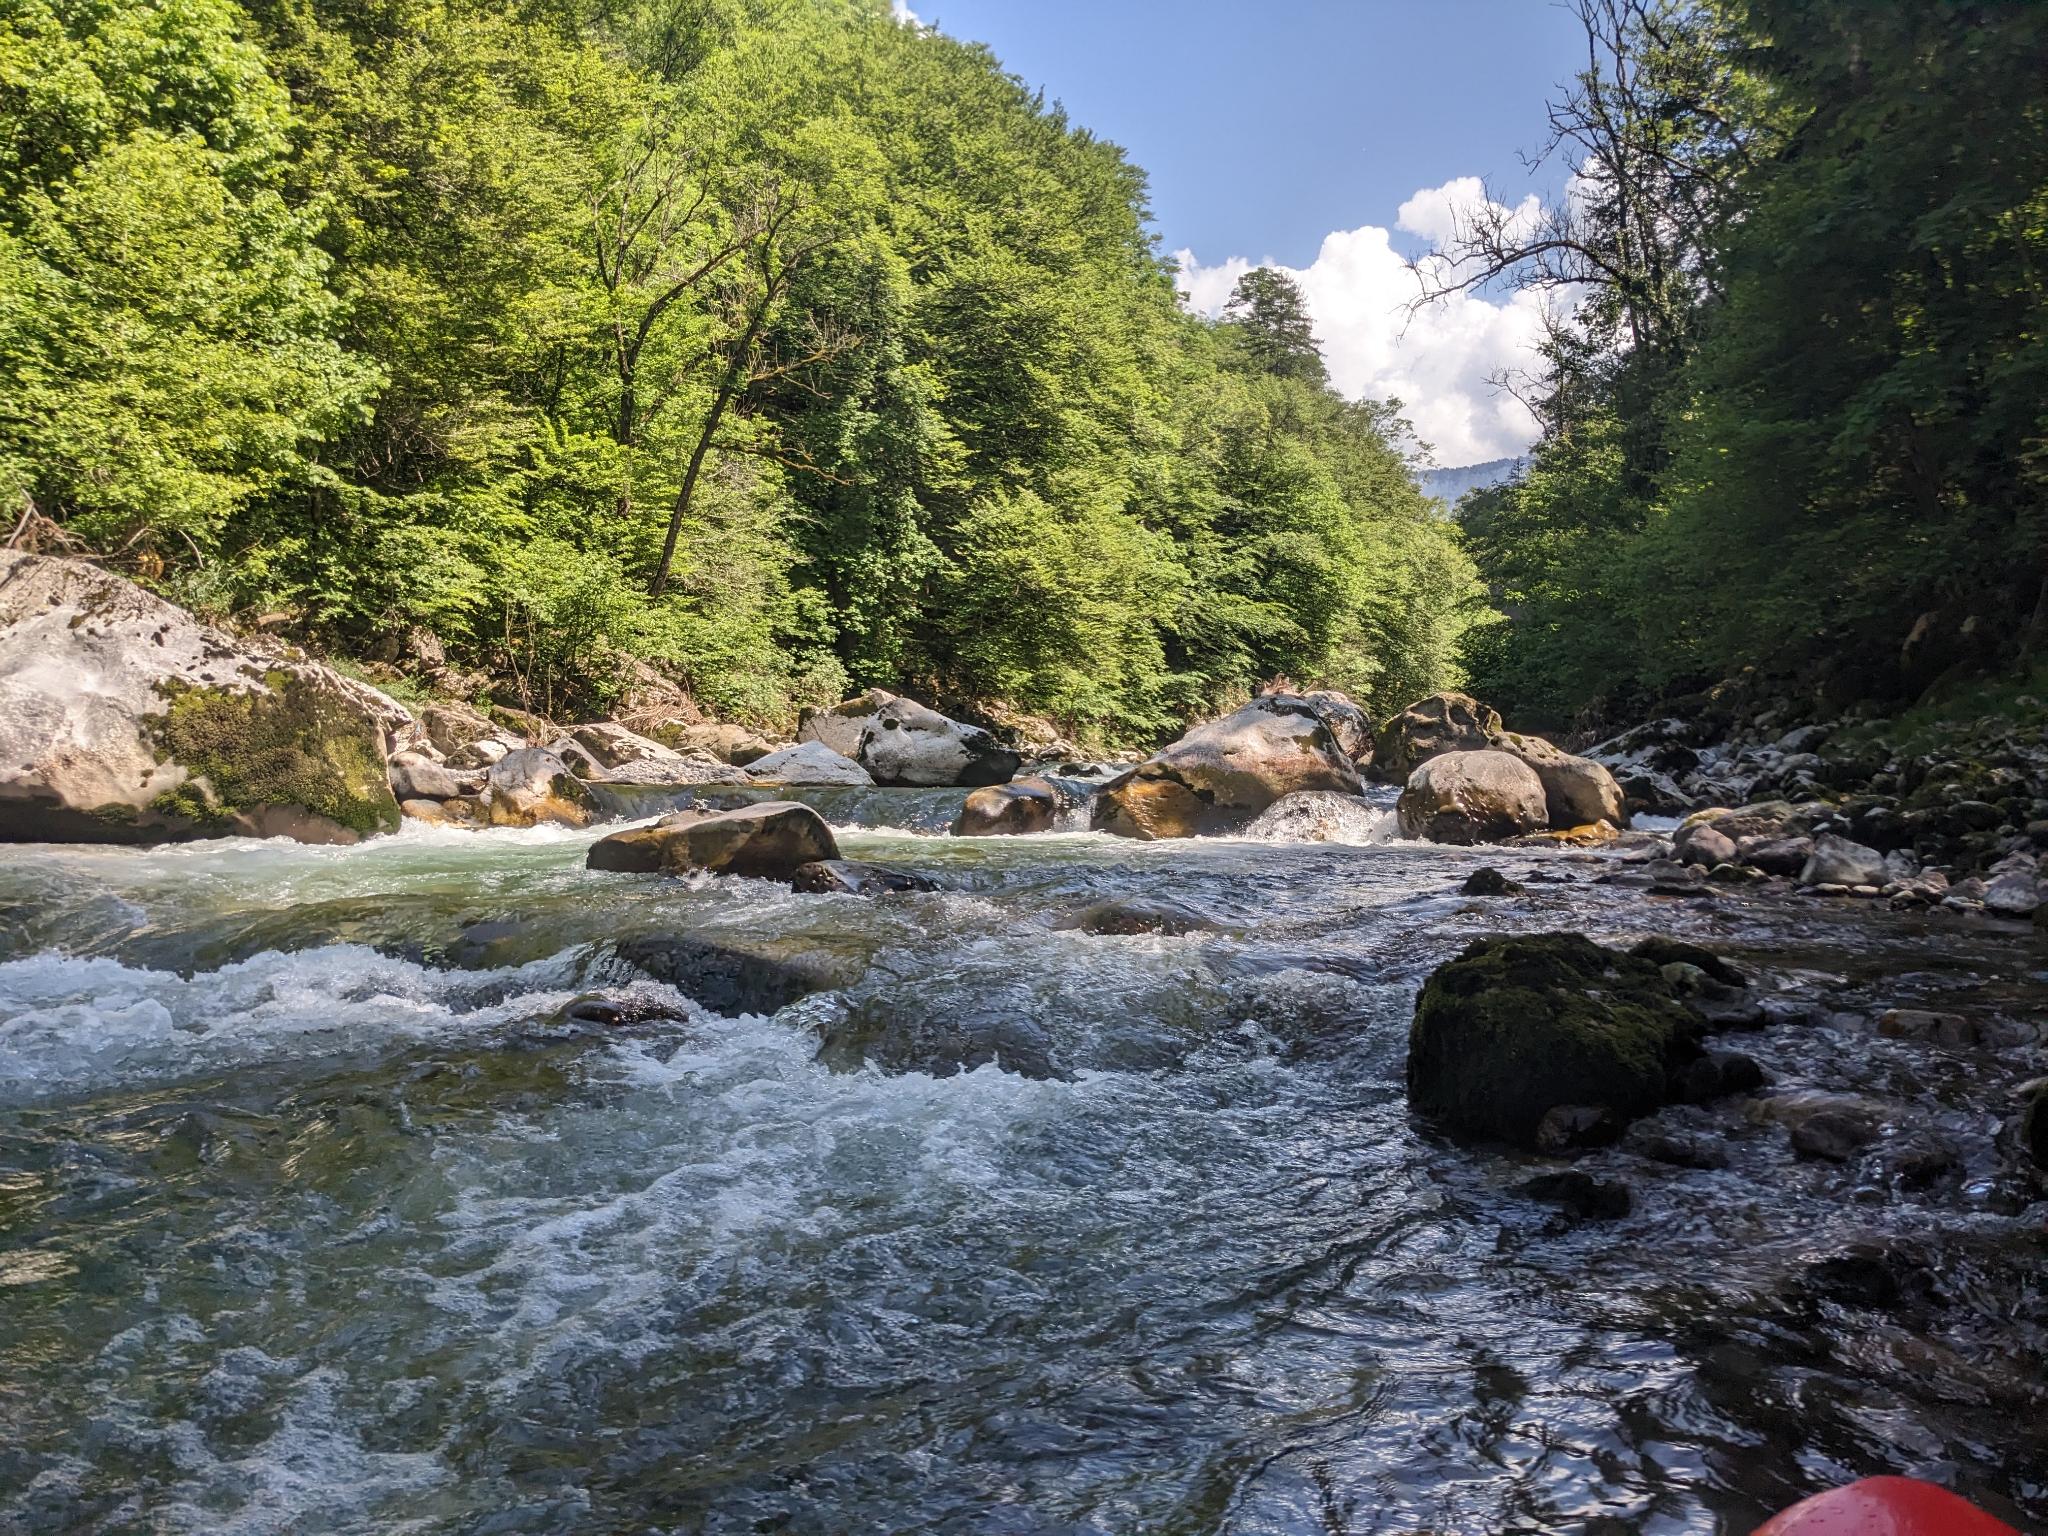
[
  {"xmin": 0, "ymin": 0, "xmax": 1478, "ymax": 742},
  {"xmin": 1448, "ymin": 0, "xmax": 2048, "ymax": 727}
]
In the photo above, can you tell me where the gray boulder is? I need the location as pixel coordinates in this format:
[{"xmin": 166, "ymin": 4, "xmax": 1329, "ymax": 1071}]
[
  {"xmin": 746, "ymin": 740, "xmax": 874, "ymax": 786},
  {"xmin": 1094, "ymin": 694, "xmax": 1363, "ymax": 840},
  {"xmin": 660, "ymin": 721, "xmax": 777, "ymax": 765},
  {"xmin": 387, "ymin": 751, "xmax": 471, "ymax": 801},
  {"xmin": 1295, "ymin": 689, "xmax": 1374, "ymax": 766},
  {"xmin": 485, "ymin": 748, "xmax": 593, "ymax": 828},
  {"xmin": 422, "ymin": 701, "xmax": 504, "ymax": 757},
  {"xmin": 569, "ymin": 721, "xmax": 685, "ymax": 769},
  {"xmin": 1798, "ymin": 833, "xmax": 1888, "ymax": 888},
  {"xmin": 1489, "ymin": 730, "xmax": 1628, "ymax": 829},
  {"xmin": 1674, "ymin": 821, "xmax": 1738, "ymax": 868},
  {"xmin": 857, "ymin": 698, "xmax": 1020, "ymax": 787},
  {"xmin": 0, "ymin": 551, "xmax": 403, "ymax": 844},
  {"xmin": 1368, "ymin": 691, "xmax": 1502, "ymax": 785},
  {"xmin": 1396, "ymin": 750, "xmax": 1548, "ymax": 845},
  {"xmin": 797, "ymin": 688, "xmax": 898, "ymax": 759}
]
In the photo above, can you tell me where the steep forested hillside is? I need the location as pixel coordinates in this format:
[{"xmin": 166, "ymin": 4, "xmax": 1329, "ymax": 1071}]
[
  {"xmin": 0, "ymin": 0, "xmax": 1478, "ymax": 743},
  {"xmin": 1447, "ymin": 0, "xmax": 2048, "ymax": 729}
]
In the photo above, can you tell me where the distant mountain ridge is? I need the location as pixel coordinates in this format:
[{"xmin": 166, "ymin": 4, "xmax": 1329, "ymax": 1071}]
[{"xmin": 1416, "ymin": 455, "xmax": 1527, "ymax": 508}]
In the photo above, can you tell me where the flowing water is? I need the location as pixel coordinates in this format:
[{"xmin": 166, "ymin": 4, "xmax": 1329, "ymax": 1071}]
[{"xmin": 1, "ymin": 792, "xmax": 2044, "ymax": 1535}]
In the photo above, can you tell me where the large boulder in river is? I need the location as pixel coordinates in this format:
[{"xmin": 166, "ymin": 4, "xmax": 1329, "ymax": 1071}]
[
  {"xmin": 1368, "ymin": 691, "xmax": 1502, "ymax": 785},
  {"xmin": 857, "ymin": 697, "xmax": 1020, "ymax": 787},
  {"xmin": 0, "ymin": 551, "xmax": 404, "ymax": 844},
  {"xmin": 745, "ymin": 740, "xmax": 874, "ymax": 786},
  {"xmin": 1293, "ymin": 688, "xmax": 1374, "ymax": 766},
  {"xmin": 797, "ymin": 688, "xmax": 897, "ymax": 759},
  {"xmin": 1396, "ymin": 750, "xmax": 1548, "ymax": 845},
  {"xmin": 953, "ymin": 776, "xmax": 1064, "ymax": 836},
  {"xmin": 484, "ymin": 748, "xmax": 593, "ymax": 828},
  {"xmin": 1488, "ymin": 730, "xmax": 1628, "ymax": 829},
  {"xmin": 587, "ymin": 801, "xmax": 837, "ymax": 878},
  {"xmin": 1407, "ymin": 933, "xmax": 1708, "ymax": 1149},
  {"xmin": 1093, "ymin": 694, "xmax": 1364, "ymax": 840}
]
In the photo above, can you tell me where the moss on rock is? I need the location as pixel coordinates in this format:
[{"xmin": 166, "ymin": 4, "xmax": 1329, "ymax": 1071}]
[
  {"xmin": 1407, "ymin": 932, "xmax": 1705, "ymax": 1148},
  {"xmin": 147, "ymin": 671, "xmax": 400, "ymax": 838}
]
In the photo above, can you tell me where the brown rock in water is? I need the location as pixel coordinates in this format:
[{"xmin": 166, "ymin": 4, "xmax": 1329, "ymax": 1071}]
[
  {"xmin": 1396, "ymin": 750, "xmax": 1548, "ymax": 845},
  {"xmin": 954, "ymin": 777, "xmax": 1063, "ymax": 836},
  {"xmin": 1093, "ymin": 695, "xmax": 1362, "ymax": 840},
  {"xmin": 586, "ymin": 801, "xmax": 837, "ymax": 879},
  {"xmin": 1367, "ymin": 691, "xmax": 1502, "ymax": 785},
  {"xmin": 1488, "ymin": 730, "xmax": 1628, "ymax": 829}
]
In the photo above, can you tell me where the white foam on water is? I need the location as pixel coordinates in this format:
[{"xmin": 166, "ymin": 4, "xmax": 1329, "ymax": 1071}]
[
  {"xmin": 150, "ymin": 1366, "xmax": 451, "ymax": 1536},
  {"xmin": 0, "ymin": 944, "xmax": 599, "ymax": 1103},
  {"xmin": 1231, "ymin": 797, "xmax": 1400, "ymax": 846},
  {"xmin": 415, "ymin": 1009, "xmax": 1100, "ymax": 1406}
]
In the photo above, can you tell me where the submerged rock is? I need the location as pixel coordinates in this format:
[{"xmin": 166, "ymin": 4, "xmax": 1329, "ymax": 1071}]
[
  {"xmin": 746, "ymin": 740, "xmax": 875, "ymax": 787},
  {"xmin": 1396, "ymin": 750, "xmax": 1548, "ymax": 845},
  {"xmin": 1518, "ymin": 1169, "xmax": 1631, "ymax": 1220},
  {"xmin": 1241, "ymin": 790, "xmax": 1389, "ymax": 843},
  {"xmin": 1052, "ymin": 898, "xmax": 1216, "ymax": 936},
  {"xmin": 790, "ymin": 859, "xmax": 938, "ymax": 895},
  {"xmin": 0, "ymin": 551, "xmax": 404, "ymax": 844},
  {"xmin": 857, "ymin": 697, "xmax": 1020, "ymax": 787},
  {"xmin": 1368, "ymin": 691, "xmax": 1502, "ymax": 785},
  {"xmin": 1406, "ymin": 932, "xmax": 1708, "ymax": 1149},
  {"xmin": 1094, "ymin": 695, "xmax": 1362, "ymax": 840},
  {"xmin": 1461, "ymin": 867, "xmax": 1524, "ymax": 897},
  {"xmin": 614, "ymin": 934, "xmax": 861, "ymax": 1015}
]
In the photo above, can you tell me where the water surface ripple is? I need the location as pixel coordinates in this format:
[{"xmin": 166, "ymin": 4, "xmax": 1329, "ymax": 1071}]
[{"xmin": 1, "ymin": 796, "xmax": 2043, "ymax": 1534}]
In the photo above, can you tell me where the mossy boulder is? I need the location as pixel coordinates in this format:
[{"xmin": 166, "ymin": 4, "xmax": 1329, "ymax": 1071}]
[
  {"xmin": 0, "ymin": 552, "xmax": 404, "ymax": 844},
  {"xmin": 1407, "ymin": 933, "xmax": 1707, "ymax": 1149}
]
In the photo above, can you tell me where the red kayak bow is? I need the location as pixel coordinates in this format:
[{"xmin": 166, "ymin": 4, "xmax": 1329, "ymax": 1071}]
[{"xmin": 1754, "ymin": 1476, "xmax": 2021, "ymax": 1535}]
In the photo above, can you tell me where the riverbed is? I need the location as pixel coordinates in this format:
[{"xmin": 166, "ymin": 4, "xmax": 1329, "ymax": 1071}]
[{"xmin": 2, "ymin": 792, "xmax": 2043, "ymax": 1534}]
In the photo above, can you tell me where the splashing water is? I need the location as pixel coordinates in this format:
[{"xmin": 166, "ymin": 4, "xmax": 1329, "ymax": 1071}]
[{"xmin": 1, "ymin": 791, "xmax": 2043, "ymax": 1534}]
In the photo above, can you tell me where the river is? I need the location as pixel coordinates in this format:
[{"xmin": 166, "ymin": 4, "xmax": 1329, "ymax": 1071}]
[{"xmin": 1, "ymin": 790, "xmax": 2043, "ymax": 1534}]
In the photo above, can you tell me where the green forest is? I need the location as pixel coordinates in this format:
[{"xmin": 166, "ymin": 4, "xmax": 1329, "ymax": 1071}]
[
  {"xmin": 4, "ymin": 0, "xmax": 2044, "ymax": 744},
  {"xmin": 0, "ymin": 0, "xmax": 1475, "ymax": 743},
  {"xmin": 1453, "ymin": 0, "xmax": 2048, "ymax": 730}
]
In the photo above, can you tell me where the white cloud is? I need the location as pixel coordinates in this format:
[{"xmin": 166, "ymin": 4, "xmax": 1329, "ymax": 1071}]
[
  {"xmin": 890, "ymin": 0, "xmax": 920, "ymax": 23},
  {"xmin": 1177, "ymin": 176, "xmax": 1554, "ymax": 465}
]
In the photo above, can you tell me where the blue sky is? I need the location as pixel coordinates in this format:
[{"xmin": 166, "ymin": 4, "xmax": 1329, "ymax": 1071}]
[{"xmin": 898, "ymin": 0, "xmax": 1591, "ymax": 465}]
